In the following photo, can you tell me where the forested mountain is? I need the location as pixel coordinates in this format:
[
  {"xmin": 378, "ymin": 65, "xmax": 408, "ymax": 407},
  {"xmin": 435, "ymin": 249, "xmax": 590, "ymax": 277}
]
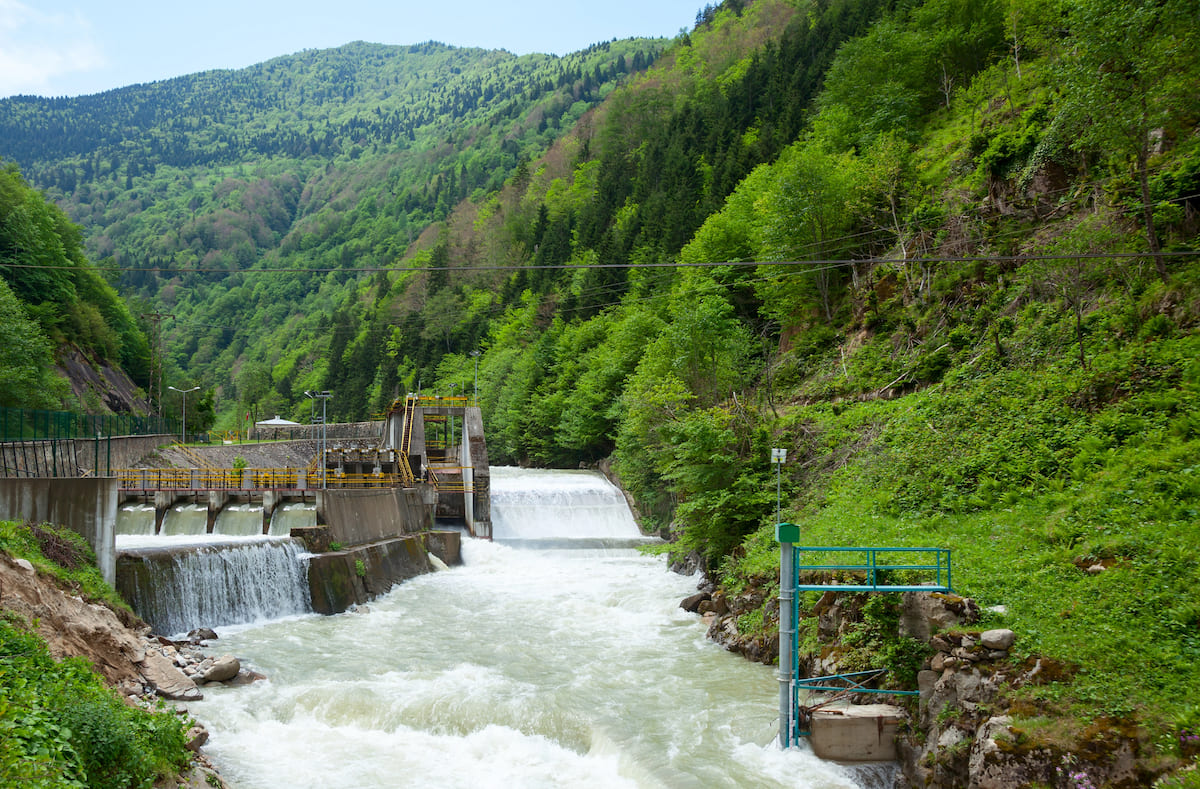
[
  {"xmin": 3, "ymin": 0, "xmax": 1200, "ymax": 781},
  {"xmin": 0, "ymin": 164, "xmax": 150, "ymax": 409},
  {"xmin": 0, "ymin": 37, "xmax": 664, "ymax": 419}
]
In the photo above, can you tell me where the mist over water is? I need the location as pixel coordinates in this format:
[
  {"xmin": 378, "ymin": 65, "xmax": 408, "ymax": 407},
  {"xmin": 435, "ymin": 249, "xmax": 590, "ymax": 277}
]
[{"xmin": 187, "ymin": 468, "xmax": 875, "ymax": 788}]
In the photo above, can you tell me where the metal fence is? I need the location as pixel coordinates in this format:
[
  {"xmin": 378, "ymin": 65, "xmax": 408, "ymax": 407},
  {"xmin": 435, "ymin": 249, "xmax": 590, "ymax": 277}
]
[{"xmin": 0, "ymin": 407, "xmax": 178, "ymax": 442}]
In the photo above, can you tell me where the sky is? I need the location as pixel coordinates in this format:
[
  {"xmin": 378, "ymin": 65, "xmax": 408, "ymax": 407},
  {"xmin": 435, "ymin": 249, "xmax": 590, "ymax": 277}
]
[{"xmin": 0, "ymin": 0, "xmax": 704, "ymax": 99}]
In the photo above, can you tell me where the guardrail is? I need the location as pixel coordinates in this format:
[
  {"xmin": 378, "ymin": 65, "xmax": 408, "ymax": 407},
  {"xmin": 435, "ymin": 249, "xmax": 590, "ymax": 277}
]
[{"xmin": 792, "ymin": 546, "xmax": 952, "ymax": 593}]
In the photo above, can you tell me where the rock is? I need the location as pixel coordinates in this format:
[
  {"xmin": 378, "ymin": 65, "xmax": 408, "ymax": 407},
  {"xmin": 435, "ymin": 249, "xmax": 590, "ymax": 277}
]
[
  {"xmin": 988, "ymin": 650, "xmax": 1009, "ymax": 661},
  {"xmin": 14, "ymin": 558, "xmax": 35, "ymax": 573},
  {"xmin": 141, "ymin": 651, "xmax": 203, "ymax": 701},
  {"xmin": 901, "ymin": 591, "xmax": 975, "ymax": 641},
  {"xmin": 680, "ymin": 591, "xmax": 711, "ymax": 613},
  {"xmin": 226, "ymin": 669, "xmax": 267, "ymax": 686},
  {"xmin": 931, "ymin": 652, "xmax": 946, "ymax": 671},
  {"xmin": 188, "ymin": 627, "xmax": 218, "ymax": 643},
  {"xmin": 981, "ymin": 628, "xmax": 1016, "ymax": 650},
  {"xmin": 186, "ymin": 724, "xmax": 209, "ymax": 752},
  {"xmin": 201, "ymin": 655, "xmax": 241, "ymax": 683},
  {"xmin": 968, "ymin": 715, "xmax": 1057, "ymax": 789},
  {"xmin": 918, "ymin": 669, "xmax": 940, "ymax": 698},
  {"xmin": 1086, "ymin": 563, "xmax": 1106, "ymax": 574},
  {"xmin": 953, "ymin": 647, "xmax": 981, "ymax": 662}
]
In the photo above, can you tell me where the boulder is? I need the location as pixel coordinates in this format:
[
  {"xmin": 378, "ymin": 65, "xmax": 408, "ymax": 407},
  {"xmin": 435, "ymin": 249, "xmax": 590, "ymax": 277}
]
[
  {"xmin": 981, "ymin": 628, "xmax": 1016, "ymax": 650},
  {"xmin": 900, "ymin": 591, "xmax": 972, "ymax": 641},
  {"xmin": 679, "ymin": 591, "xmax": 710, "ymax": 613},
  {"xmin": 201, "ymin": 654, "xmax": 241, "ymax": 683},
  {"xmin": 186, "ymin": 724, "xmax": 210, "ymax": 752},
  {"xmin": 188, "ymin": 627, "xmax": 218, "ymax": 643},
  {"xmin": 141, "ymin": 650, "xmax": 202, "ymax": 701}
]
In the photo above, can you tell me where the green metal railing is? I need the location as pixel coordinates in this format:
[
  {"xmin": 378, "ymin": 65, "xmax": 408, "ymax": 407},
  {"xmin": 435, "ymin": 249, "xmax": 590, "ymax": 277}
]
[
  {"xmin": 793, "ymin": 546, "xmax": 952, "ymax": 593},
  {"xmin": 0, "ymin": 407, "xmax": 177, "ymax": 442},
  {"xmin": 774, "ymin": 523, "xmax": 954, "ymax": 747}
]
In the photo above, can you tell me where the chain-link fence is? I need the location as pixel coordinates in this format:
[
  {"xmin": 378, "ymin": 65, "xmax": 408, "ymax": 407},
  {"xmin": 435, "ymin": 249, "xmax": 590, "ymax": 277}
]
[{"xmin": 0, "ymin": 407, "xmax": 178, "ymax": 442}]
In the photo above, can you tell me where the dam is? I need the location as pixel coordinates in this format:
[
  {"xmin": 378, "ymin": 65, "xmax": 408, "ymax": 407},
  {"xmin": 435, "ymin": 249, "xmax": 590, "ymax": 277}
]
[{"xmin": 184, "ymin": 467, "xmax": 889, "ymax": 789}]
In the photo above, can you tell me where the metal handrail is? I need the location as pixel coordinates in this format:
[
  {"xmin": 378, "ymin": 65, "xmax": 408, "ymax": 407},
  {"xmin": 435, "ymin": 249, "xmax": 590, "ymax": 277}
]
[{"xmin": 793, "ymin": 546, "xmax": 952, "ymax": 593}]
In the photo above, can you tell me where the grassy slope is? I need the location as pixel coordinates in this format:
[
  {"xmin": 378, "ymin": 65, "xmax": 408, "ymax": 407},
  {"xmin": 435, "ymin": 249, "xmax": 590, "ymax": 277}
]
[{"xmin": 726, "ymin": 258, "xmax": 1200, "ymax": 748}]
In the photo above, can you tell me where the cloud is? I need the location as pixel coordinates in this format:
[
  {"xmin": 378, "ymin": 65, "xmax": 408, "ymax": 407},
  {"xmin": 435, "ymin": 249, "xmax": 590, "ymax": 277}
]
[{"xmin": 0, "ymin": 0, "xmax": 106, "ymax": 97}]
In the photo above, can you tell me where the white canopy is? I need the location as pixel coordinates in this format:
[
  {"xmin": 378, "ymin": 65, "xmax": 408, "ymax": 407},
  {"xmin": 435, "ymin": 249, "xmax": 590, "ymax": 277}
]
[{"xmin": 255, "ymin": 415, "xmax": 302, "ymax": 427}]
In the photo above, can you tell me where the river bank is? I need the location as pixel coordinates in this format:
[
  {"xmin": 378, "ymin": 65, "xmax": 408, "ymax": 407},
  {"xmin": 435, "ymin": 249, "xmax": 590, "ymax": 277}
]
[{"xmin": 0, "ymin": 550, "xmax": 233, "ymax": 787}]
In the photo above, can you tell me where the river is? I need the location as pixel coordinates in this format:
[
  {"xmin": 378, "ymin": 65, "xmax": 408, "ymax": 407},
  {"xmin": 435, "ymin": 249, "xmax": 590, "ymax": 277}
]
[{"xmin": 186, "ymin": 468, "xmax": 890, "ymax": 788}]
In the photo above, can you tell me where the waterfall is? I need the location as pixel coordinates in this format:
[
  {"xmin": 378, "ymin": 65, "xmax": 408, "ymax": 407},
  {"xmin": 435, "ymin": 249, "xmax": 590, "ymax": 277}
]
[
  {"xmin": 489, "ymin": 466, "xmax": 656, "ymax": 547},
  {"xmin": 116, "ymin": 537, "xmax": 312, "ymax": 636}
]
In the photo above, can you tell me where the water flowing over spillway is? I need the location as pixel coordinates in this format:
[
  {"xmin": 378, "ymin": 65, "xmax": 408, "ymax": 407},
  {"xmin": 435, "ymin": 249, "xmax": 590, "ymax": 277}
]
[
  {"xmin": 117, "ymin": 536, "xmax": 311, "ymax": 636},
  {"xmin": 186, "ymin": 467, "xmax": 885, "ymax": 788},
  {"xmin": 490, "ymin": 466, "xmax": 654, "ymax": 547}
]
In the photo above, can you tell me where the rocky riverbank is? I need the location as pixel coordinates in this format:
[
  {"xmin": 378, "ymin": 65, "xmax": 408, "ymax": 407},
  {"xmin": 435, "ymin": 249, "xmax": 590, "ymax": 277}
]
[
  {"xmin": 677, "ymin": 567, "xmax": 1157, "ymax": 788},
  {"xmin": 0, "ymin": 553, "xmax": 251, "ymax": 788}
]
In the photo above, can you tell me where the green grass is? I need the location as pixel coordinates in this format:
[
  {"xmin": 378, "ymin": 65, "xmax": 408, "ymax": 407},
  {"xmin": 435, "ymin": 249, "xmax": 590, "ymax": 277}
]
[
  {"xmin": 722, "ymin": 278, "xmax": 1200, "ymax": 762},
  {"xmin": 0, "ymin": 520, "xmax": 193, "ymax": 786},
  {"xmin": 0, "ymin": 521, "xmax": 132, "ymax": 617}
]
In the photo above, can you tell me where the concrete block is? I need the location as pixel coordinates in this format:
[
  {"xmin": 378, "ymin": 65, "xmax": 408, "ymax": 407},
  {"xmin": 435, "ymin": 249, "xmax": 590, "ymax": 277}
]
[{"xmin": 810, "ymin": 703, "xmax": 905, "ymax": 762}]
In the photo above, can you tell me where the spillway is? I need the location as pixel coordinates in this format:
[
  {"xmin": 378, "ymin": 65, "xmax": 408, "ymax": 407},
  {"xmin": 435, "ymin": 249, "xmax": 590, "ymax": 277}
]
[{"xmin": 183, "ymin": 467, "xmax": 889, "ymax": 788}]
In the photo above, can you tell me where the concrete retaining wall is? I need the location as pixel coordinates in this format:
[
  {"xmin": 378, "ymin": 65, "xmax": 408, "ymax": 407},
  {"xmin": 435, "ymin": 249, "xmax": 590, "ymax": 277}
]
[
  {"xmin": 0, "ymin": 478, "xmax": 118, "ymax": 585},
  {"xmin": 306, "ymin": 536, "xmax": 431, "ymax": 614},
  {"xmin": 77, "ymin": 435, "xmax": 171, "ymax": 474},
  {"xmin": 316, "ymin": 486, "xmax": 434, "ymax": 546}
]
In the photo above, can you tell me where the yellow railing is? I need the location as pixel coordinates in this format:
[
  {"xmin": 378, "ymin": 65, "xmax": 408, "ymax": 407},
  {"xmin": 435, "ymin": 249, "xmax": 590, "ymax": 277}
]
[{"xmin": 114, "ymin": 468, "xmax": 403, "ymax": 491}]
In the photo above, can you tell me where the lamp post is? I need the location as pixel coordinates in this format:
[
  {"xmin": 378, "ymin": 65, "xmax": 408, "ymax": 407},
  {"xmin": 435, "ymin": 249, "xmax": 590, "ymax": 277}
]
[
  {"xmin": 168, "ymin": 385, "xmax": 200, "ymax": 444},
  {"xmin": 471, "ymin": 350, "xmax": 480, "ymax": 404},
  {"xmin": 305, "ymin": 390, "xmax": 331, "ymax": 488}
]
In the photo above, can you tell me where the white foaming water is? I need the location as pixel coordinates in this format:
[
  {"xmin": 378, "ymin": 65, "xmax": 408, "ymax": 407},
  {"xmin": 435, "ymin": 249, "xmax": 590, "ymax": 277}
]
[
  {"xmin": 490, "ymin": 466, "xmax": 647, "ymax": 542},
  {"xmin": 189, "ymin": 468, "xmax": 874, "ymax": 789}
]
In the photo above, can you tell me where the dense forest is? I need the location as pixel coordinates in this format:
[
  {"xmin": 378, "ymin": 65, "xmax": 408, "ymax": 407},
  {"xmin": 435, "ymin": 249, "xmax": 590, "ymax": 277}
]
[{"xmin": 2, "ymin": 0, "xmax": 1200, "ymax": 783}]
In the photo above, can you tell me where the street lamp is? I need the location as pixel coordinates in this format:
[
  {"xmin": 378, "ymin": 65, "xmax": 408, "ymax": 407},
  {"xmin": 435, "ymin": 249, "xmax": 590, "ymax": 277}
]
[
  {"xmin": 305, "ymin": 390, "xmax": 331, "ymax": 488},
  {"xmin": 471, "ymin": 350, "xmax": 480, "ymax": 404},
  {"xmin": 168, "ymin": 385, "xmax": 200, "ymax": 444}
]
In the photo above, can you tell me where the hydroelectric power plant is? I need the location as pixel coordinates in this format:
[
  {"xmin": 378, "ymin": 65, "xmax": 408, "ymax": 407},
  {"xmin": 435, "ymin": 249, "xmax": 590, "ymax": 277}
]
[{"xmin": 0, "ymin": 400, "xmax": 897, "ymax": 787}]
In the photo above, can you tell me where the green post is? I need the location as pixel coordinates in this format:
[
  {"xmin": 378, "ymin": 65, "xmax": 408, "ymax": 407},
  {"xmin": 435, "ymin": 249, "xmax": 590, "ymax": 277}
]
[{"xmin": 776, "ymin": 521, "xmax": 800, "ymax": 747}]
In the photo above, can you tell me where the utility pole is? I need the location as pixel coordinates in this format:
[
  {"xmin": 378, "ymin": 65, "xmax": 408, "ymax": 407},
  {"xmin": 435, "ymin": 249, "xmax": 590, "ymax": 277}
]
[
  {"xmin": 168, "ymin": 385, "xmax": 199, "ymax": 444},
  {"xmin": 141, "ymin": 311, "xmax": 171, "ymax": 418}
]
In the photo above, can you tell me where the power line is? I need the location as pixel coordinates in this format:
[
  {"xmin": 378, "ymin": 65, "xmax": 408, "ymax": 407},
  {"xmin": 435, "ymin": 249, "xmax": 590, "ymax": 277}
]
[{"xmin": 5, "ymin": 248, "xmax": 1199, "ymax": 277}]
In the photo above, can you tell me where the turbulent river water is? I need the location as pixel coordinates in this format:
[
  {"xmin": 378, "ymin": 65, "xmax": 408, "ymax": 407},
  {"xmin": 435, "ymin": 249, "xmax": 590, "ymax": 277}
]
[{"xmin": 180, "ymin": 468, "xmax": 887, "ymax": 788}]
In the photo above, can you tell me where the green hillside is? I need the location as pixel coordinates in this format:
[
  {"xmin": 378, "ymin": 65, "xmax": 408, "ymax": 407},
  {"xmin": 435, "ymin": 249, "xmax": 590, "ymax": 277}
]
[{"xmin": 0, "ymin": 38, "xmax": 664, "ymax": 422}]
